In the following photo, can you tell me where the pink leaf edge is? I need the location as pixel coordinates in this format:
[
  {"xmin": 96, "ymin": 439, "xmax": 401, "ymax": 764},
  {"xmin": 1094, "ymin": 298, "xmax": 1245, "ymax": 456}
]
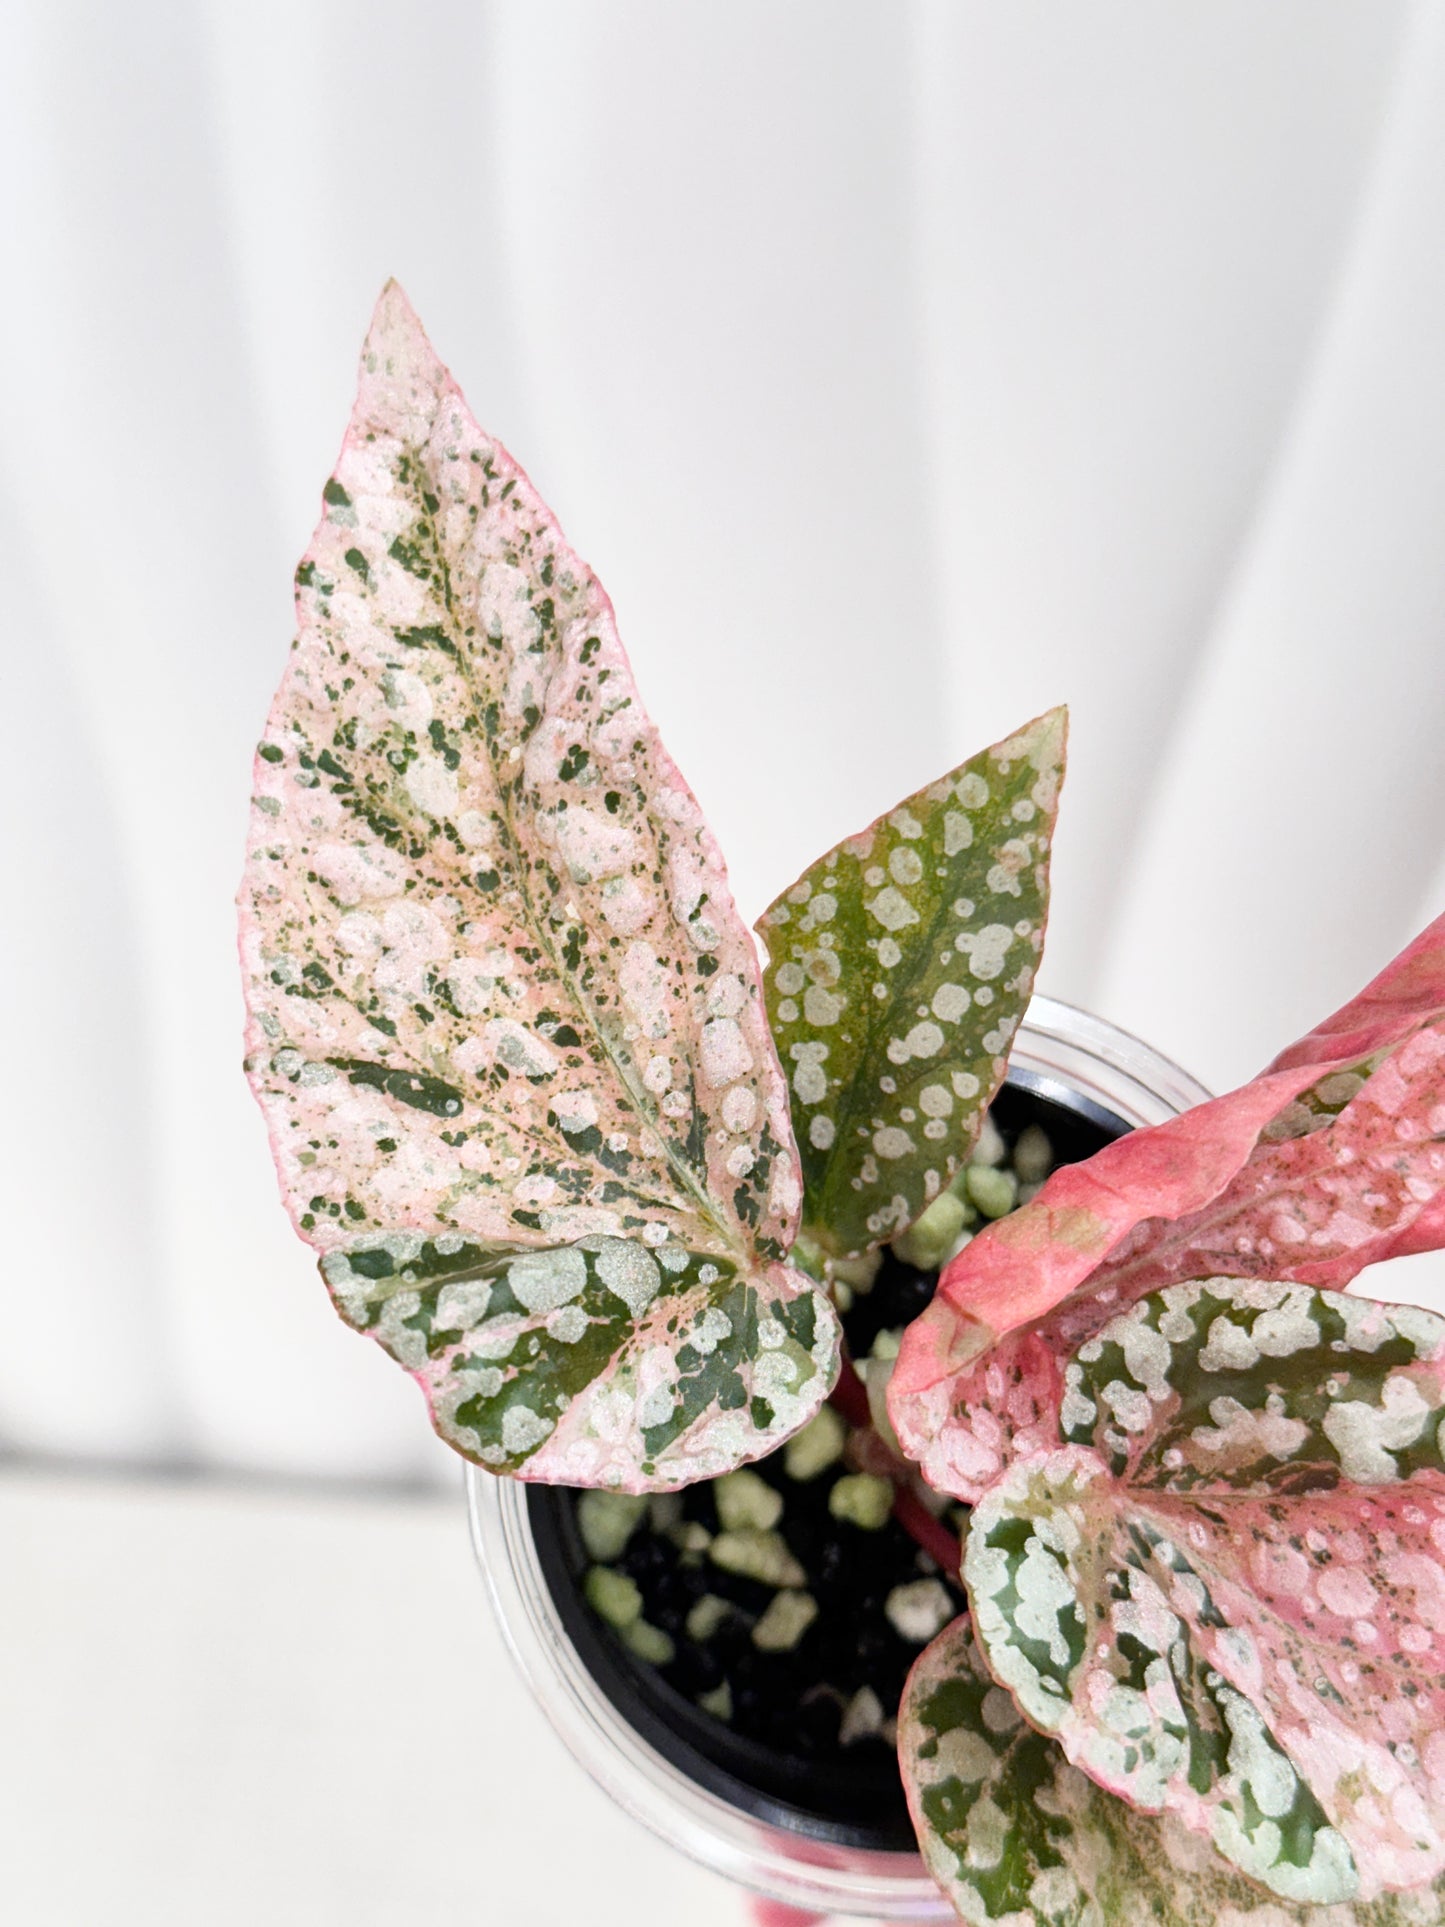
[{"xmin": 891, "ymin": 915, "xmax": 1445, "ymax": 1502}]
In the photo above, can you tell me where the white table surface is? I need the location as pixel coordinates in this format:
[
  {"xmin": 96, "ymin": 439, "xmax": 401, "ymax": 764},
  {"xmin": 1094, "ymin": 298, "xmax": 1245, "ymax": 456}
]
[{"xmin": 0, "ymin": 1467, "xmax": 751, "ymax": 1927}]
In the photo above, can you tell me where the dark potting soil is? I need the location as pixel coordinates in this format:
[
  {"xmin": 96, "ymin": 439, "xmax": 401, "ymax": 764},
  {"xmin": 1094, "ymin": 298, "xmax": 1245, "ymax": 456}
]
[
  {"xmin": 543, "ymin": 1079, "xmax": 1128, "ymax": 1841},
  {"xmin": 614, "ymin": 1424, "xmax": 956, "ymax": 1758}
]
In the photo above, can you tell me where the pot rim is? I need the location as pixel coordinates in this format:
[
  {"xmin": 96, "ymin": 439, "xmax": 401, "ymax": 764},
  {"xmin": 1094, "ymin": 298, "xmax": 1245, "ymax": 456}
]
[{"xmin": 466, "ymin": 994, "xmax": 1210, "ymax": 1918}]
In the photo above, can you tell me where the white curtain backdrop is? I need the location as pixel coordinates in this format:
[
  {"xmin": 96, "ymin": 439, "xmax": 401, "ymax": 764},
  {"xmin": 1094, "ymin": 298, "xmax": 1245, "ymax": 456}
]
[{"xmin": 4, "ymin": 0, "xmax": 1445, "ymax": 1481}]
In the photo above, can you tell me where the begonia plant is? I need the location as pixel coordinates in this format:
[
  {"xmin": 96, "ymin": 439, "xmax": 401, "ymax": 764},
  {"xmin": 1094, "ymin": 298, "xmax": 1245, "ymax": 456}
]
[{"xmin": 240, "ymin": 284, "xmax": 1445, "ymax": 1926}]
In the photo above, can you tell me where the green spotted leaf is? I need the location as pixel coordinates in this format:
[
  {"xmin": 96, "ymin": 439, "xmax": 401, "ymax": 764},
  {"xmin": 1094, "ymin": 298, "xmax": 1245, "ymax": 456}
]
[
  {"xmin": 240, "ymin": 284, "xmax": 837, "ymax": 1489},
  {"xmin": 963, "ymin": 1279, "xmax": 1445, "ymax": 1908},
  {"xmin": 756, "ymin": 710, "xmax": 1065, "ymax": 1258},
  {"xmin": 902, "ymin": 1614, "xmax": 1445, "ymax": 1927}
]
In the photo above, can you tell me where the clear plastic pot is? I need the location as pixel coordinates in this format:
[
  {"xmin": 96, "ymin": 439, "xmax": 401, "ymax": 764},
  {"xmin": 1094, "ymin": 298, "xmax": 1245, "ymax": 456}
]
[{"xmin": 467, "ymin": 995, "xmax": 1210, "ymax": 1920}]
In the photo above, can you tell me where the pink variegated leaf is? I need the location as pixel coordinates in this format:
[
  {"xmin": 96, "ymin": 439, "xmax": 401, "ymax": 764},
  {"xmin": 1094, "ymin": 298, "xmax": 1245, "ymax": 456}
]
[
  {"xmin": 1265, "ymin": 915, "xmax": 1445, "ymax": 1077},
  {"xmin": 964, "ymin": 1279, "xmax": 1445, "ymax": 1907},
  {"xmin": 239, "ymin": 284, "xmax": 838, "ymax": 1490},
  {"xmin": 891, "ymin": 919, "xmax": 1445, "ymax": 1501},
  {"xmin": 900, "ymin": 1613, "xmax": 1445, "ymax": 1926}
]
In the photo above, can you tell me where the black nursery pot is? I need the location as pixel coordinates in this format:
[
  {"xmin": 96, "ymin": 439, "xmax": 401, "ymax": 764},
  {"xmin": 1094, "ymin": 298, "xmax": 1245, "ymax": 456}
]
[{"xmin": 469, "ymin": 998, "xmax": 1209, "ymax": 1922}]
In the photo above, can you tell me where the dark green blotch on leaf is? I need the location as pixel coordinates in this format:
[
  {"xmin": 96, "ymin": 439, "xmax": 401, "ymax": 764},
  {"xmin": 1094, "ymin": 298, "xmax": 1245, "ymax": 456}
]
[{"xmin": 328, "ymin": 1057, "xmax": 464, "ymax": 1118}]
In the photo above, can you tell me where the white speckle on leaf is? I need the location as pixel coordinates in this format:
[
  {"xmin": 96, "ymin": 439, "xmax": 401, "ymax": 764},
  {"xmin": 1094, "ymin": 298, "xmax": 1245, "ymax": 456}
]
[
  {"xmin": 956, "ymin": 773, "xmax": 989, "ymax": 808},
  {"xmin": 1324, "ymin": 1376, "xmax": 1432, "ymax": 1481},
  {"xmin": 791, "ymin": 1041, "xmax": 829, "ymax": 1105},
  {"xmin": 692, "ymin": 1307, "xmax": 733, "ymax": 1356},
  {"xmin": 806, "ymin": 945, "xmax": 841, "ymax": 984},
  {"xmin": 1119, "ymin": 1319, "xmax": 1172, "ymax": 1397},
  {"xmin": 381, "ymin": 665, "xmax": 432, "ymax": 724},
  {"xmin": 1199, "ymin": 1315, "xmax": 1260, "ymax": 1373},
  {"xmin": 473, "ymin": 1322, "xmax": 521, "ymax": 1361},
  {"xmin": 867, "ymin": 886, "xmax": 920, "ymax": 933},
  {"xmin": 701, "ymin": 1017, "xmax": 753, "ymax": 1088},
  {"xmin": 508, "ymin": 1247, "xmax": 588, "ymax": 1314},
  {"xmin": 637, "ymin": 1381, "xmax": 676, "ymax": 1429},
  {"xmin": 436, "ymin": 1279, "xmax": 492, "ymax": 1328},
  {"xmin": 620, "ymin": 942, "xmax": 670, "ymax": 1039},
  {"xmin": 546, "ymin": 1303, "xmax": 589, "ymax": 1344},
  {"xmin": 642, "ymin": 1054, "xmax": 673, "ymax": 1094},
  {"xmin": 336, "ymin": 911, "xmax": 383, "ymax": 959},
  {"xmin": 501, "ymin": 1403, "xmax": 553, "ymax": 1455},
  {"xmin": 706, "ymin": 972, "xmax": 747, "ymax": 1018},
  {"xmin": 404, "ymin": 756, "xmax": 458, "ymax": 820},
  {"xmin": 483, "ymin": 1018, "xmax": 560, "ymax": 1078},
  {"xmin": 446, "ymin": 956, "xmax": 498, "ymax": 1017},
  {"xmin": 958, "ymin": 924, "xmax": 1014, "ymax": 981},
  {"xmin": 1101, "ymin": 1380, "xmax": 1153, "ymax": 1434},
  {"xmin": 311, "ymin": 839, "xmax": 407, "ymax": 903},
  {"xmin": 804, "ymin": 985, "xmax": 843, "ymax": 1027},
  {"xmin": 600, "ymin": 875, "xmax": 653, "ymax": 933},
  {"xmin": 1317, "ymin": 1566, "xmax": 1378, "ymax": 1617},
  {"xmin": 904, "ymin": 1021, "xmax": 944, "ymax": 1059},
  {"xmin": 594, "ymin": 1238, "xmax": 662, "ymax": 1319},
  {"xmin": 1190, "ymin": 1398, "xmax": 1309, "ymax": 1466},
  {"xmin": 1253, "ymin": 1299, "xmax": 1323, "ymax": 1358},
  {"xmin": 553, "ymin": 1090, "xmax": 600, "ymax": 1134}
]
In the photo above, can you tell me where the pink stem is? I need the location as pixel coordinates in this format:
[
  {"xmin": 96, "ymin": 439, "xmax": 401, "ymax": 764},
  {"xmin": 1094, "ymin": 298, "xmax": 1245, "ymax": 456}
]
[
  {"xmin": 891, "ymin": 1484, "xmax": 963, "ymax": 1577},
  {"xmin": 828, "ymin": 1350, "xmax": 871, "ymax": 1428}
]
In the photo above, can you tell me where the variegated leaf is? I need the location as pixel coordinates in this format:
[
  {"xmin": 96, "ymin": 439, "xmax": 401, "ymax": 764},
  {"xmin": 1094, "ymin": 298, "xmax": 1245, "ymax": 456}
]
[
  {"xmin": 963, "ymin": 1279, "xmax": 1445, "ymax": 1907},
  {"xmin": 757, "ymin": 710, "xmax": 1065, "ymax": 1258},
  {"xmin": 239, "ymin": 283, "xmax": 838, "ymax": 1488},
  {"xmin": 902, "ymin": 1615, "xmax": 1445, "ymax": 1927},
  {"xmin": 891, "ymin": 917, "xmax": 1445, "ymax": 1501}
]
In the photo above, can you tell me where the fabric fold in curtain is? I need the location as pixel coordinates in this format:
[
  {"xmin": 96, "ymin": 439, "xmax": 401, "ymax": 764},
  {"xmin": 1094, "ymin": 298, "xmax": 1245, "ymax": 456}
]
[{"xmin": 2, "ymin": 0, "xmax": 1439, "ymax": 1478}]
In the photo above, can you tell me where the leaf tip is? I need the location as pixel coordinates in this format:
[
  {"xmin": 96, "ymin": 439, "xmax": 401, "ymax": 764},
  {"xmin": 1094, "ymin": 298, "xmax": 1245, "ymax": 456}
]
[
  {"xmin": 358, "ymin": 278, "xmax": 445, "ymax": 390},
  {"xmin": 371, "ymin": 275, "xmax": 419, "ymax": 327},
  {"xmin": 1005, "ymin": 701, "xmax": 1068, "ymax": 775}
]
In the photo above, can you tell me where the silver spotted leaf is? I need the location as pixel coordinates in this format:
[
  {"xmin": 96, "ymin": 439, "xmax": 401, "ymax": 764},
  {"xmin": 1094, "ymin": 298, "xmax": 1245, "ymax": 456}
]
[
  {"xmin": 756, "ymin": 710, "xmax": 1065, "ymax": 1257},
  {"xmin": 963, "ymin": 1279, "xmax": 1445, "ymax": 1908},
  {"xmin": 902, "ymin": 1614, "xmax": 1445, "ymax": 1927},
  {"xmin": 892, "ymin": 916, "xmax": 1445, "ymax": 1503},
  {"xmin": 239, "ymin": 283, "xmax": 838, "ymax": 1489}
]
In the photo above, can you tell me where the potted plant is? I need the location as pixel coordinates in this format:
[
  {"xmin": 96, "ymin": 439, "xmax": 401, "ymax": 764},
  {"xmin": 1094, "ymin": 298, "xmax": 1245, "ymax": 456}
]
[
  {"xmin": 240, "ymin": 284, "xmax": 1445, "ymax": 1926},
  {"xmin": 466, "ymin": 993, "xmax": 1208, "ymax": 1923}
]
